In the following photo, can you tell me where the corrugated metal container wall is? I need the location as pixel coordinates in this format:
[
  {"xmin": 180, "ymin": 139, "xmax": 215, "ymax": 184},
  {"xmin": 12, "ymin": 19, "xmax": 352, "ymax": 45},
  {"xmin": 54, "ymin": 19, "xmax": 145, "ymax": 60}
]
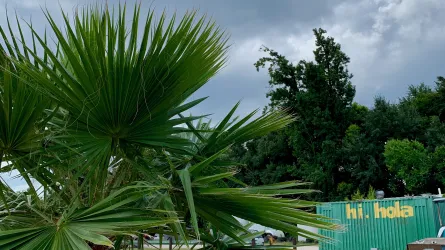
[
  {"xmin": 433, "ymin": 199, "xmax": 445, "ymax": 231},
  {"xmin": 317, "ymin": 197, "xmax": 437, "ymax": 250}
]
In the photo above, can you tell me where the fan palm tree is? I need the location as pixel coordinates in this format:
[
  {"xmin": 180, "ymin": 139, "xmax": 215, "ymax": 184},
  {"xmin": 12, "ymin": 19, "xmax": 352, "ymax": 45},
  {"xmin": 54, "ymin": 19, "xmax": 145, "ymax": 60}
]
[{"xmin": 0, "ymin": 4, "xmax": 338, "ymax": 249}]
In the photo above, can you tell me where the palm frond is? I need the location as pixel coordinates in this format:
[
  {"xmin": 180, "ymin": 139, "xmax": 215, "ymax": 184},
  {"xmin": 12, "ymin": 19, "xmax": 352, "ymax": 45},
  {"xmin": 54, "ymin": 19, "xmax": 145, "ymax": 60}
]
[
  {"xmin": 0, "ymin": 182, "xmax": 174, "ymax": 249},
  {"xmin": 0, "ymin": 4, "xmax": 340, "ymax": 249},
  {"xmin": 10, "ymin": 4, "xmax": 228, "ymax": 201},
  {"xmin": 192, "ymin": 182, "xmax": 337, "ymax": 242},
  {"xmin": 0, "ymin": 37, "xmax": 52, "ymax": 202},
  {"xmin": 182, "ymin": 104, "xmax": 295, "ymax": 157}
]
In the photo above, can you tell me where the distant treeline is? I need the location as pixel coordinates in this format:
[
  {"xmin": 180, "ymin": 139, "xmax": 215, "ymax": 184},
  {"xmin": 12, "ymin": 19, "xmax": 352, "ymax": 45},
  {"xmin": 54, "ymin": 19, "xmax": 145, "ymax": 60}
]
[{"xmin": 229, "ymin": 28, "xmax": 445, "ymax": 201}]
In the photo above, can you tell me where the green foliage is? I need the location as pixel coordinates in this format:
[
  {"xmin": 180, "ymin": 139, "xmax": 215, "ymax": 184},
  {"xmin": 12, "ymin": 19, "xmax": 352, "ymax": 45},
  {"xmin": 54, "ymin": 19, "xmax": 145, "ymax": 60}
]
[
  {"xmin": 232, "ymin": 26, "xmax": 445, "ymax": 203},
  {"xmin": 254, "ymin": 28, "xmax": 355, "ymax": 201},
  {"xmin": 402, "ymin": 77, "xmax": 445, "ymax": 121},
  {"xmin": 0, "ymin": 184, "xmax": 175, "ymax": 249},
  {"xmin": 343, "ymin": 186, "xmax": 376, "ymax": 201},
  {"xmin": 384, "ymin": 139, "xmax": 445, "ymax": 195},
  {"xmin": 229, "ymin": 131, "xmax": 296, "ymax": 186},
  {"xmin": 366, "ymin": 186, "xmax": 376, "ymax": 200},
  {"xmin": 350, "ymin": 103, "xmax": 369, "ymax": 126},
  {"xmin": 384, "ymin": 139, "xmax": 431, "ymax": 193},
  {"xmin": 426, "ymin": 116, "xmax": 445, "ymax": 149},
  {"xmin": 350, "ymin": 189, "xmax": 364, "ymax": 201},
  {"xmin": 433, "ymin": 146, "xmax": 445, "ymax": 185},
  {"xmin": 337, "ymin": 182, "xmax": 353, "ymax": 201},
  {"xmin": 199, "ymin": 223, "xmax": 263, "ymax": 250},
  {"xmin": 0, "ymin": 4, "xmax": 338, "ymax": 249}
]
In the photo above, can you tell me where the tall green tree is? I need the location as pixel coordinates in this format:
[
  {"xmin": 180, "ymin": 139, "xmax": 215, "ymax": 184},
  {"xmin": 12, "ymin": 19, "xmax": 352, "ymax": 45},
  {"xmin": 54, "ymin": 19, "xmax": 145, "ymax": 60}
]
[
  {"xmin": 230, "ymin": 130, "xmax": 297, "ymax": 186},
  {"xmin": 340, "ymin": 124, "xmax": 382, "ymax": 194},
  {"xmin": 255, "ymin": 28, "xmax": 355, "ymax": 201},
  {"xmin": 342, "ymin": 97, "xmax": 425, "ymax": 197},
  {"xmin": 0, "ymin": 5, "xmax": 337, "ymax": 249},
  {"xmin": 402, "ymin": 77, "xmax": 445, "ymax": 121},
  {"xmin": 230, "ymin": 27, "xmax": 445, "ymax": 201}
]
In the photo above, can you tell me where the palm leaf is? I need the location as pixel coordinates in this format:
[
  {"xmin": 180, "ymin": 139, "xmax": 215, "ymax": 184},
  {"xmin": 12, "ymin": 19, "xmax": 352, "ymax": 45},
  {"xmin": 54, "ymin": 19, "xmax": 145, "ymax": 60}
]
[
  {"xmin": 9, "ymin": 4, "xmax": 228, "ymax": 201},
  {"xmin": 0, "ymin": 4, "xmax": 340, "ymax": 249},
  {"xmin": 192, "ymin": 182, "xmax": 339, "ymax": 241},
  {"xmin": 0, "ymin": 182, "xmax": 175, "ymax": 249},
  {"xmin": 177, "ymin": 169, "xmax": 199, "ymax": 238},
  {"xmin": 0, "ymin": 47, "xmax": 51, "ymax": 202},
  {"xmin": 182, "ymin": 104, "xmax": 294, "ymax": 158}
]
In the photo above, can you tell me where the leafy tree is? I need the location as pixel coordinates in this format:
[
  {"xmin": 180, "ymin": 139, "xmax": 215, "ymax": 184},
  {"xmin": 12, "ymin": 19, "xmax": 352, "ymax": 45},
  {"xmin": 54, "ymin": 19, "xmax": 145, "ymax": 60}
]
[
  {"xmin": 350, "ymin": 102, "xmax": 369, "ymax": 127},
  {"xmin": 336, "ymin": 182, "xmax": 354, "ymax": 201},
  {"xmin": 432, "ymin": 146, "xmax": 445, "ymax": 186},
  {"xmin": 0, "ymin": 5, "xmax": 337, "ymax": 249},
  {"xmin": 230, "ymin": 130, "xmax": 296, "ymax": 186},
  {"xmin": 351, "ymin": 97, "xmax": 427, "ymax": 197},
  {"xmin": 402, "ymin": 83, "xmax": 437, "ymax": 118},
  {"xmin": 341, "ymin": 125, "xmax": 383, "ymax": 195},
  {"xmin": 230, "ymin": 28, "xmax": 445, "ymax": 202},
  {"xmin": 365, "ymin": 97, "xmax": 424, "ymax": 143},
  {"xmin": 426, "ymin": 116, "xmax": 445, "ymax": 149},
  {"xmin": 255, "ymin": 28, "xmax": 356, "ymax": 201},
  {"xmin": 251, "ymin": 28, "xmax": 442, "ymax": 201},
  {"xmin": 383, "ymin": 139, "xmax": 444, "ymax": 194},
  {"xmin": 402, "ymin": 77, "xmax": 445, "ymax": 122}
]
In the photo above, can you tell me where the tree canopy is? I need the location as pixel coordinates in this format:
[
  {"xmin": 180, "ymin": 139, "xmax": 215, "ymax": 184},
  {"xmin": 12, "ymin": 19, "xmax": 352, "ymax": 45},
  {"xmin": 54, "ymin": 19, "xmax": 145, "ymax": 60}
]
[{"xmin": 231, "ymin": 28, "xmax": 445, "ymax": 202}]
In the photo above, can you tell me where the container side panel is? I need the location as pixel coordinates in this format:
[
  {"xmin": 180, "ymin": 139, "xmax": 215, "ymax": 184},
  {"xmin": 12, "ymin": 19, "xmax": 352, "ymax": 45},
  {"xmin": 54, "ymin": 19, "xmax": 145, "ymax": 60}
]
[
  {"xmin": 434, "ymin": 200, "xmax": 445, "ymax": 233},
  {"xmin": 317, "ymin": 197, "xmax": 436, "ymax": 250}
]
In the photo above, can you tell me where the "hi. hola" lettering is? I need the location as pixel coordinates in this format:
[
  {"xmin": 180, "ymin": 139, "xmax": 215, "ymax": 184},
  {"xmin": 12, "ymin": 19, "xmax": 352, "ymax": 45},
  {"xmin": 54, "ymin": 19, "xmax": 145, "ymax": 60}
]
[{"xmin": 346, "ymin": 202, "xmax": 414, "ymax": 219}]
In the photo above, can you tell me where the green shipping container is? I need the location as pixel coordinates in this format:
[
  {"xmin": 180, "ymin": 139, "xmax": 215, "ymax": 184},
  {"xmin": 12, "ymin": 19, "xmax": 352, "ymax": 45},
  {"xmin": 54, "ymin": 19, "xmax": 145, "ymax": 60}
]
[{"xmin": 317, "ymin": 196, "xmax": 445, "ymax": 250}]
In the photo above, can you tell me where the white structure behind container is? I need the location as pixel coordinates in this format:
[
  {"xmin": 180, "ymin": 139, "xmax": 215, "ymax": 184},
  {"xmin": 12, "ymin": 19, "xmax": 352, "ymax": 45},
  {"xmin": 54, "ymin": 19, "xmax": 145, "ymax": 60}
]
[
  {"xmin": 297, "ymin": 225, "xmax": 317, "ymax": 242},
  {"xmin": 235, "ymin": 217, "xmax": 284, "ymax": 237}
]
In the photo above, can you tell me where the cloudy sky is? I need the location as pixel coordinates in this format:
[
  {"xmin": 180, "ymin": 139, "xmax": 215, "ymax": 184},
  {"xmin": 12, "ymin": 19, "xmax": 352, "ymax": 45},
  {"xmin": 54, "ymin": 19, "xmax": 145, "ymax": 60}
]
[{"xmin": 2, "ymin": 0, "xmax": 445, "ymax": 190}]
